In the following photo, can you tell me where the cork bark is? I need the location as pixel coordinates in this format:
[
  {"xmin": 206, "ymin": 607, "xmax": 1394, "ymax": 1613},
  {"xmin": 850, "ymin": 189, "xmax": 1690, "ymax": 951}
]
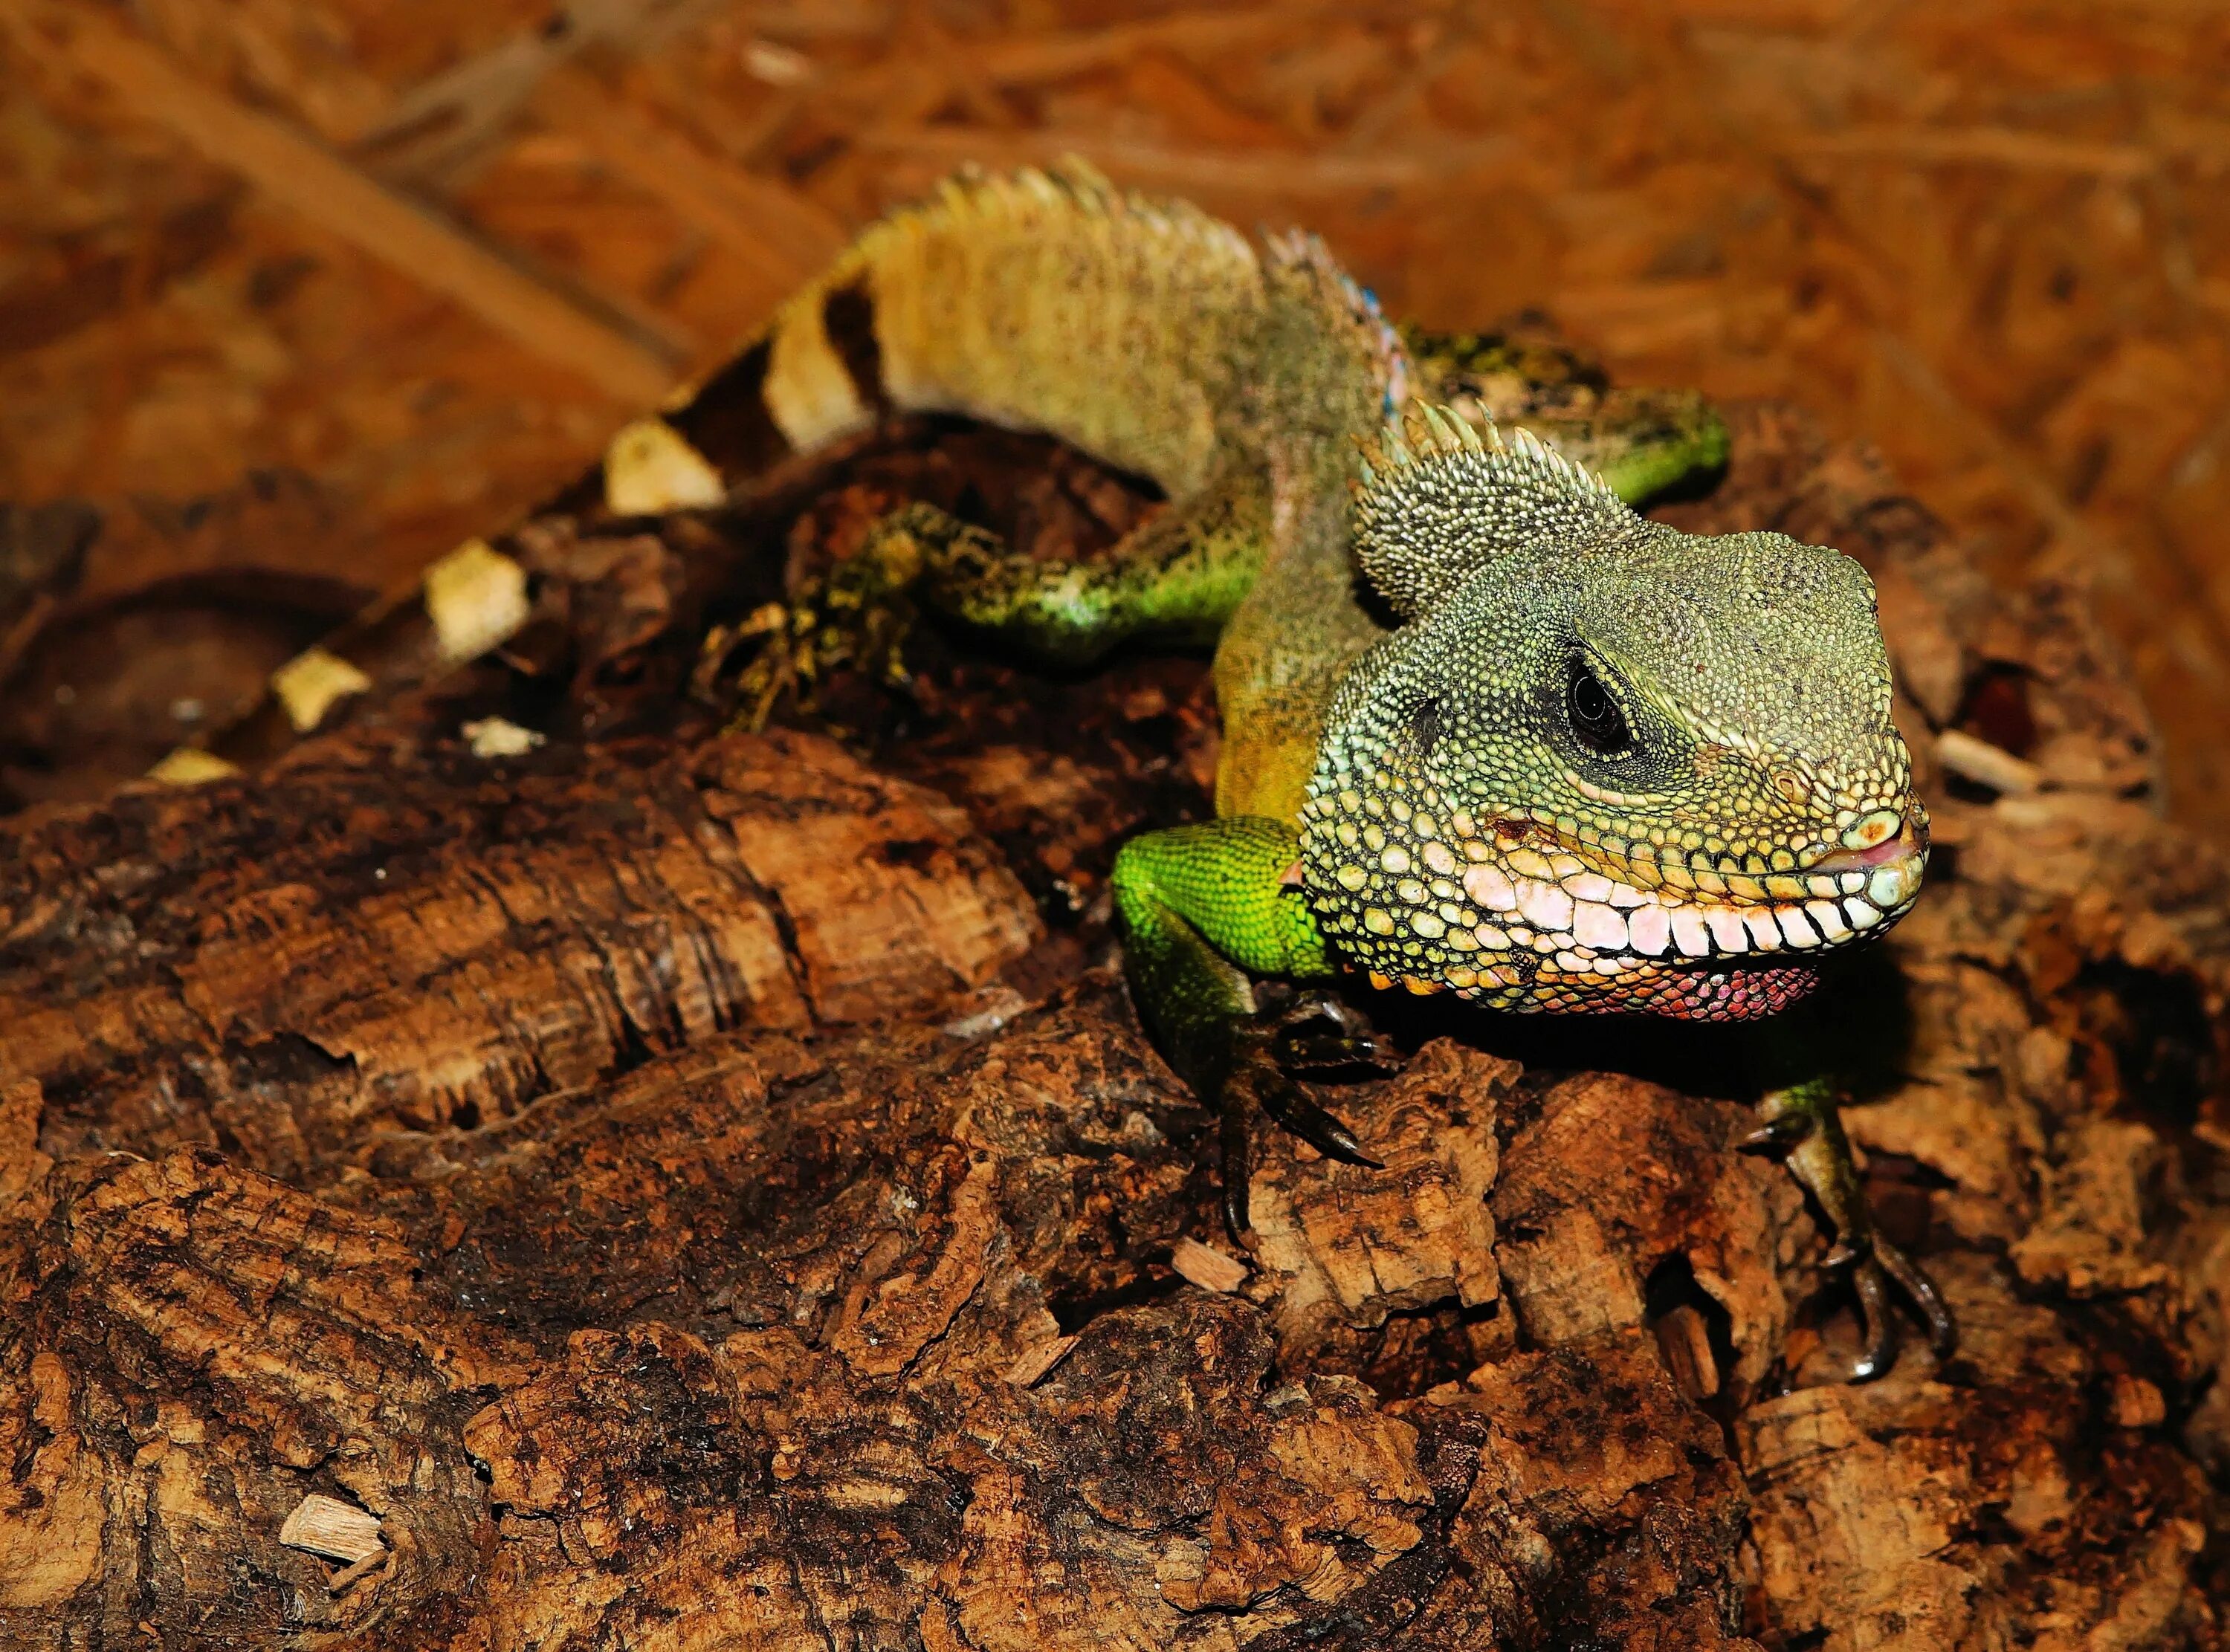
[{"xmin": 1, "ymin": 404, "xmax": 2225, "ymax": 1649}]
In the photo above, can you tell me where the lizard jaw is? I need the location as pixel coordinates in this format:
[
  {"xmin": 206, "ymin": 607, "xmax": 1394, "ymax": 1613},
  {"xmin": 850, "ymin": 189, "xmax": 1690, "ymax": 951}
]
[{"xmin": 1299, "ymin": 793, "xmax": 1924, "ymax": 1021}]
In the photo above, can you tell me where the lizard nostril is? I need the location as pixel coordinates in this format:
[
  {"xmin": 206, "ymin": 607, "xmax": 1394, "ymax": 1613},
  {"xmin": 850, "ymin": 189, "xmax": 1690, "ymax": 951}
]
[
  {"xmin": 1840, "ymin": 808, "xmax": 1901, "ymax": 852},
  {"xmin": 1771, "ymin": 766, "xmax": 1808, "ymax": 807}
]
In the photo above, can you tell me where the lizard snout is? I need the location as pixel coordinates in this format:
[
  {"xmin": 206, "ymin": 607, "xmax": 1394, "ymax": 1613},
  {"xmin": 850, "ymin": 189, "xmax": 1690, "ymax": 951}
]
[{"xmin": 1805, "ymin": 809, "xmax": 1927, "ymax": 914}]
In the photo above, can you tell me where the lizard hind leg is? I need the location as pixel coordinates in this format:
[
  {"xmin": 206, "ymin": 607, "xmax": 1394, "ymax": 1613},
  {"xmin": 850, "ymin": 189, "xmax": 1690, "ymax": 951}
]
[
  {"xmin": 730, "ymin": 477, "xmax": 1271, "ymax": 728},
  {"xmin": 1400, "ymin": 323, "xmax": 1730, "ymax": 507},
  {"xmin": 727, "ymin": 501, "xmax": 958, "ymax": 730}
]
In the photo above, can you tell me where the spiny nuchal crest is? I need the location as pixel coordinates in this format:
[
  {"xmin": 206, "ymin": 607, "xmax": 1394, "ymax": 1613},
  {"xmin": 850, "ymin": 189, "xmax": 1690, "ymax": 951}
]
[{"xmin": 1299, "ymin": 404, "xmax": 1926, "ymax": 1023}]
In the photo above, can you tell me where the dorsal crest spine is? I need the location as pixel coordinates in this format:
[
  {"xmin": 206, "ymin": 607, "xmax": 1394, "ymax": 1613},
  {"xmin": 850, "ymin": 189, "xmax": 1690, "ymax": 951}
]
[{"xmin": 1350, "ymin": 401, "xmax": 1638, "ymax": 619}]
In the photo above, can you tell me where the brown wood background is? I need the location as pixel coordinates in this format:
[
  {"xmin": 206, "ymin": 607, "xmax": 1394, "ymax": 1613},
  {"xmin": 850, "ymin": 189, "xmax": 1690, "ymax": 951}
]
[
  {"xmin": 1, "ymin": 0, "xmax": 2227, "ymax": 826},
  {"xmin": 4, "ymin": 11, "xmax": 2230, "ymax": 1643}
]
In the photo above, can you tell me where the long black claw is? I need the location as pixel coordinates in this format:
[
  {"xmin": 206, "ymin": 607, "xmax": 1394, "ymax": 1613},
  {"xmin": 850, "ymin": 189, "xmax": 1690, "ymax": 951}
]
[
  {"xmin": 1288, "ymin": 994, "xmax": 1368, "ymax": 1038},
  {"xmin": 1876, "ymin": 1236, "xmax": 1959, "ymax": 1358},
  {"xmin": 1738, "ymin": 1112, "xmax": 1812, "ymax": 1153},
  {"xmin": 1276, "ymin": 1031, "xmax": 1394, "ymax": 1077},
  {"xmin": 1220, "ymin": 1087, "xmax": 1253, "ymax": 1242},
  {"xmin": 1259, "ymin": 1079, "xmax": 1383, "ymax": 1169},
  {"xmin": 1823, "ymin": 1235, "xmax": 1955, "ymax": 1382},
  {"xmin": 1847, "ymin": 1257, "xmax": 1898, "ymax": 1383},
  {"xmin": 1270, "ymin": 995, "xmax": 1394, "ymax": 1075},
  {"xmin": 1212, "ymin": 993, "xmax": 1392, "ymax": 1236}
]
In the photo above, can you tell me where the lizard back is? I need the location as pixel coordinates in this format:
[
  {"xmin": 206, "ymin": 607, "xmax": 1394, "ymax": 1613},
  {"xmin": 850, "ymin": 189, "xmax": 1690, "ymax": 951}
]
[
  {"xmin": 178, "ymin": 164, "xmax": 1404, "ymax": 806},
  {"xmin": 723, "ymin": 163, "xmax": 1402, "ymax": 823}
]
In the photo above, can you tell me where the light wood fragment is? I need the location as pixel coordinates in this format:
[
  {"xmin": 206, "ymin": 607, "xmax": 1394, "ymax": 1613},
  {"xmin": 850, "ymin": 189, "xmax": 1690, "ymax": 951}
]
[
  {"xmin": 1654, "ymin": 1303, "xmax": 1720, "ymax": 1401},
  {"xmin": 2111, "ymin": 1375, "xmax": 2166, "ymax": 1429},
  {"xmin": 1936, "ymin": 729, "xmax": 2045, "ymax": 796},
  {"xmin": 1003, "ymin": 1335, "xmax": 1079, "ymax": 1387},
  {"xmin": 1170, "ymin": 1237, "xmax": 1250, "ymax": 1293},
  {"xmin": 278, "ymin": 1494, "xmax": 386, "ymax": 1566},
  {"xmin": 324, "ymin": 1550, "xmax": 390, "ymax": 1595}
]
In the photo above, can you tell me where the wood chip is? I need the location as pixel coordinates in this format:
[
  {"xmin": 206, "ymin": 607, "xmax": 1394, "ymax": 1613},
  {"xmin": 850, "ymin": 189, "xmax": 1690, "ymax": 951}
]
[
  {"xmin": 1169, "ymin": 1237, "xmax": 1250, "ymax": 1293},
  {"xmin": 1003, "ymin": 1334, "xmax": 1078, "ymax": 1387},
  {"xmin": 324, "ymin": 1550, "xmax": 390, "ymax": 1595},
  {"xmin": 1936, "ymin": 729, "xmax": 2046, "ymax": 796},
  {"xmin": 1653, "ymin": 1303, "xmax": 1720, "ymax": 1401},
  {"xmin": 277, "ymin": 1494, "xmax": 386, "ymax": 1566},
  {"xmin": 2110, "ymin": 1375, "xmax": 2165, "ymax": 1430}
]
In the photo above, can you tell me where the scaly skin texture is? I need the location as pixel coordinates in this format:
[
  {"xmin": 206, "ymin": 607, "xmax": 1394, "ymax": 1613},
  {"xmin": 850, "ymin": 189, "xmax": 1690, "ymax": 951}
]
[
  {"xmin": 177, "ymin": 162, "xmax": 1949, "ymax": 1374},
  {"xmin": 1300, "ymin": 409, "xmax": 1924, "ymax": 1022}
]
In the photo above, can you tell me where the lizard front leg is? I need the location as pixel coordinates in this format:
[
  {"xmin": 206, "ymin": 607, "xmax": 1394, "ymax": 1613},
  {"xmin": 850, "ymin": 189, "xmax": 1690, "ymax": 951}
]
[
  {"xmin": 1111, "ymin": 816, "xmax": 1386, "ymax": 1237},
  {"xmin": 1744, "ymin": 1068, "xmax": 1957, "ymax": 1381}
]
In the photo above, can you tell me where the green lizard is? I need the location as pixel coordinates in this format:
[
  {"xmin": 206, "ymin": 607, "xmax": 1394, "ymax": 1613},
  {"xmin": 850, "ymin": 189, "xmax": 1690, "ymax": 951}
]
[{"xmin": 173, "ymin": 161, "xmax": 1951, "ymax": 1377}]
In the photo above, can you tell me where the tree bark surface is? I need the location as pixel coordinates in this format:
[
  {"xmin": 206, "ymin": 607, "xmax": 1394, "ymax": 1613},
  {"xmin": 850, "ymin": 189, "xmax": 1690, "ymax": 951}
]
[{"xmin": 1, "ymin": 405, "xmax": 2224, "ymax": 1649}]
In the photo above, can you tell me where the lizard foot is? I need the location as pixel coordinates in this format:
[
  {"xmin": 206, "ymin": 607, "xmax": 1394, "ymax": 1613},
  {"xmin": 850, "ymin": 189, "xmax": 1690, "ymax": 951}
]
[
  {"xmin": 1743, "ymin": 1079, "xmax": 1956, "ymax": 1381},
  {"xmin": 721, "ymin": 503, "xmax": 946, "ymax": 730},
  {"xmin": 1219, "ymin": 990, "xmax": 1387, "ymax": 1240},
  {"xmin": 1265, "ymin": 989, "xmax": 1397, "ymax": 1078}
]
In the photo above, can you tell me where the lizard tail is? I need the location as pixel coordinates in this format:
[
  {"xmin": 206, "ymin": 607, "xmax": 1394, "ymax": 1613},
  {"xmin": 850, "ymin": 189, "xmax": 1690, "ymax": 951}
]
[
  {"xmin": 157, "ymin": 161, "xmax": 1283, "ymax": 777},
  {"xmin": 660, "ymin": 158, "xmax": 1264, "ymax": 503}
]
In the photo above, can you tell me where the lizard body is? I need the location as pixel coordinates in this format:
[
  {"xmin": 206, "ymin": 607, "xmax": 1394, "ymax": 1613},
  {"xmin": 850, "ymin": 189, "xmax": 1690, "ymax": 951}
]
[{"xmin": 171, "ymin": 162, "xmax": 1947, "ymax": 1374}]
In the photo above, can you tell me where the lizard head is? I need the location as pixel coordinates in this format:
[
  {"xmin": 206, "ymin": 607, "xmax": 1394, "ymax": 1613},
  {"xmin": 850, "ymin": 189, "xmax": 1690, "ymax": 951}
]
[{"xmin": 1297, "ymin": 404, "xmax": 1924, "ymax": 1022}]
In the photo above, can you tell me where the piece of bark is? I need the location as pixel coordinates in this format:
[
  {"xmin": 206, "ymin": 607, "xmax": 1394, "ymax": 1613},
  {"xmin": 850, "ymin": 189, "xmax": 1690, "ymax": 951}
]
[
  {"xmin": 1492, "ymin": 1069, "xmax": 1799, "ymax": 1402},
  {"xmin": 3, "ymin": 393, "xmax": 2228, "ymax": 1648},
  {"xmin": 1248, "ymin": 1039, "xmax": 1510, "ymax": 1367},
  {"xmin": 0, "ymin": 997, "xmax": 1754, "ymax": 1646},
  {"xmin": 2, "ymin": 726, "xmax": 1039, "ymax": 1182},
  {"xmin": 1743, "ymin": 1289, "xmax": 2215, "ymax": 1652},
  {"xmin": 279, "ymin": 1493, "xmax": 388, "ymax": 1565},
  {"xmin": 0, "ymin": 1149, "xmax": 523, "ymax": 1638},
  {"xmin": 1414, "ymin": 1327, "xmax": 1757, "ymax": 1649},
  {"xmin": 1169, "ymin": 1235, "xmax": 1250, "ymax": 1293}
]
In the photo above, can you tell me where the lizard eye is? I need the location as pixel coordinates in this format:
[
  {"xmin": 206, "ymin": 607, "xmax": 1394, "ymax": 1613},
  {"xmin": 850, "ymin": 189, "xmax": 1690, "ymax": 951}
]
[
  {"xmin": 1566, "ymin": 660, "xmax": 1632, "ymax": 757},
  {"xmin": 1410, "ymin": 697, "xmax": 1443, "ymax": 759}
]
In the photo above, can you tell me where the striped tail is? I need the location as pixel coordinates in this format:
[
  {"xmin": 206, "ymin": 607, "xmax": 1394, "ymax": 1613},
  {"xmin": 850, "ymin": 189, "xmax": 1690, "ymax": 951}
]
[
  {"xmin": 673, "ymin": 160, "xmax": 1265, "ymax": 499},
  {"xmin": 158, "ymin": 161, "xmax": 1273, "ymax": 779}
]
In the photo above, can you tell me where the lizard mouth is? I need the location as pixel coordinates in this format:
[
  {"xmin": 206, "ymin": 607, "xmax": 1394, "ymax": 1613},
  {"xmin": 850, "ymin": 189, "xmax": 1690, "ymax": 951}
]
[{"xmin": 1300, "ymin": 796, "xmax": 1927, "ymax": 1024}]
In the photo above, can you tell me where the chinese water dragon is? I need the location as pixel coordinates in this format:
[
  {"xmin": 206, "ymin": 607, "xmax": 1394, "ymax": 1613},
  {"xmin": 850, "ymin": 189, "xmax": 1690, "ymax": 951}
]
[{"xmin": 178, "ymin": 161, "xmax": 1951, "ymax": 1377}]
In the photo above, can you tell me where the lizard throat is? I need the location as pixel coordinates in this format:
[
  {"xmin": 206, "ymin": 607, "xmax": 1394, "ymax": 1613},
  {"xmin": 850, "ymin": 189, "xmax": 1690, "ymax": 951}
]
[{"xmin": 1294, "ymin": 785, "xmax": 1924, "ymax": 1021}]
